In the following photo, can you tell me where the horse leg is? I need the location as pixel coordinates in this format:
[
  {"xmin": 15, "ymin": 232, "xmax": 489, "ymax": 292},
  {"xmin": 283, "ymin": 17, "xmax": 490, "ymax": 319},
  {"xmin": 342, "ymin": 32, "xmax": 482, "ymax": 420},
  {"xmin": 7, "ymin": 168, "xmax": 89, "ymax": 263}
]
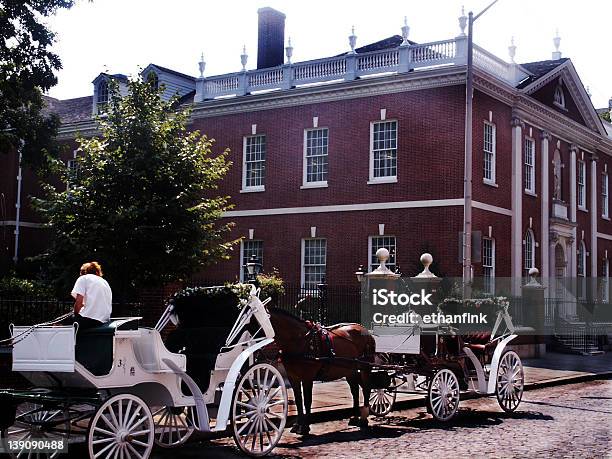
[
  {"xmin": 347, "ymin": 372, "xmax": 361, "ymax": 426},
  {"xmin": 289, "ymin": 377, "xmax": 304, "ymax": 434},
  {"xmin": 301, "ymin": 379, "xmax": 313, "ymax": 435},
  {"xmin": 358, "ymin": 370, "xmax": 371, "ymax": 428}
]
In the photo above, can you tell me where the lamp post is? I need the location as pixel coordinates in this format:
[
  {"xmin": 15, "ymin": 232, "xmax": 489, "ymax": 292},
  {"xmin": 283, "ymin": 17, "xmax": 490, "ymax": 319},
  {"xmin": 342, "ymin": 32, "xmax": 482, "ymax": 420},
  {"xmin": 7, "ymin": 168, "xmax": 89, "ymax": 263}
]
[
  {"xmin": 245, "ymin": 254, "xmax": 262, "ymax": 287},
  {"xmin": 462, "ymin": 0, "xmax": 499, "ymax": 287}
]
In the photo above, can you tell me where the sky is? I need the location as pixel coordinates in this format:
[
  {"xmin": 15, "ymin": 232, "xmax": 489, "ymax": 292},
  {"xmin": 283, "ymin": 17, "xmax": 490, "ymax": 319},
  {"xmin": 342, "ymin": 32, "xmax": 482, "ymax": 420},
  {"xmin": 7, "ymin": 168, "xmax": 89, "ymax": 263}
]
[{"xmin": 45, "ymin": 0, "xmax": 612, "ymax": 109}]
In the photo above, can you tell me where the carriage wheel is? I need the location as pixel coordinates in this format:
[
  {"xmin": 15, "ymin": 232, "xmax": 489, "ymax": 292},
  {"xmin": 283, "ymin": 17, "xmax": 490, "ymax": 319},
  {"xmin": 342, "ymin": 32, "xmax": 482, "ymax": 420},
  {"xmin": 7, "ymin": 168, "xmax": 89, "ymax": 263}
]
[
  {"xmin": 369, "ymin": 376, "xmax": 399, "ymax": 417},
  {"xmin": 231, "ymin": 363, "xmax": 288, "ymax": 457},
  {"xmin": 87, "ymin": 394, "xmax": 154, "ymax": 459},
  {"xmin": 496, "ymin": 351, "xmax": 524, "ymax": 412},
  {"xmin": 1, "ymin": 402, "xmax": 70, "ymax": 459},
  {"xmin": 427, "ymin": 369, "xmax": 460, "ymax": 422},
  {"xmin": 152, "ymin": 406, "xmax": 195, "ymax": 448}
]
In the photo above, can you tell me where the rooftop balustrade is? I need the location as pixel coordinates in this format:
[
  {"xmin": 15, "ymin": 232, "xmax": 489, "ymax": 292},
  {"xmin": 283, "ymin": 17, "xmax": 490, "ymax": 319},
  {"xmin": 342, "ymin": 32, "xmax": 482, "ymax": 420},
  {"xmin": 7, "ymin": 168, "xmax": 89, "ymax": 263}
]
[{"xmin": 194, "ymin": 35, "xmax": 530, "ymax": 102}]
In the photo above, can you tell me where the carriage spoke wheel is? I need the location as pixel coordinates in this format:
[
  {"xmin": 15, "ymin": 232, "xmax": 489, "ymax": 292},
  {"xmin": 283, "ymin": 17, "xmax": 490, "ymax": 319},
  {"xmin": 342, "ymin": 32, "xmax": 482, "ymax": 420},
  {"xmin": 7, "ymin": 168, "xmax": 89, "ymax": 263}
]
[
  {"xmin": 87, "ymin": 394, "xmax": 154, "ymax": 459},
  {"xmin": 232, "ymin": 363, "xmax": 288, "ymax": 457},
  {"xmin": 496, "ymin": 351, "xmax": 524, "ymax": 412},
  {"xmin": 427, "ymin": 369, "xmax": 460, "ymax": 422},
  {"xmin": 1, "ymin": 402, "xmax": 70, "ymax": 459},
  {"xmin": 369, "ymin": 377, "xmax": 398, "ymax": 417},
  {"xmin": 152, "ymin": 406, "xmax": 195, "ymax": 448}
]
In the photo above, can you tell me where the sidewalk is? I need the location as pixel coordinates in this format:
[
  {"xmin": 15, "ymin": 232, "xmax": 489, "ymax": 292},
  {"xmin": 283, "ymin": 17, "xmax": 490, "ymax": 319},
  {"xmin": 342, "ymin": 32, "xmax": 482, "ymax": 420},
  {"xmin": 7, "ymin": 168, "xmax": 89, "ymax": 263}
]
[{"xmin": 290, "ymin": 352, "xmax": 612, "ymax": 418}]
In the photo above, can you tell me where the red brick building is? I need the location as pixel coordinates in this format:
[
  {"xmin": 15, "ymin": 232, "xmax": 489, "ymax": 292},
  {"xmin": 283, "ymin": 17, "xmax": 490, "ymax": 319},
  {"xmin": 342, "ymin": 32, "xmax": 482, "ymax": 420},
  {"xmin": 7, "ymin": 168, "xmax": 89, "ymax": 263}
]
[{"xmin": 3, "ymin": 8, "xmax": 612, "ymax": 296}]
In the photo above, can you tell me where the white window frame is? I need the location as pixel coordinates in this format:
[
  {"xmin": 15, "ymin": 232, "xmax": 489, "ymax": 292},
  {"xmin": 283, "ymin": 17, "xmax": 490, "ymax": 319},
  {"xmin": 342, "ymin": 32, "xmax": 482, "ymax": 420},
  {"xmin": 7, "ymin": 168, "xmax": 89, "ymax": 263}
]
[
  {"xmin": 577, "ymin": 160, "xmax": 587, "ymax": 210},
  {"xmin": 483, "ymin": 121, "xmax": 496, "ymax": 185},
  {"xmin": 368, "ymin": 236, "xmax": 397, "ymax": 272},
  {"xmin": 524, "ymin": 137, "xmax": 536, "ymax": 194},
  {"xmin": 482, "ymin": 237, "xmax": 495, "ymax": 294},
  {"xmin": 602, "ymin": 258, "xmax": 610, "ymax": 303},
  {"xmin": 577, "ymin": 241, "xmax": 587, "ymax": 299},
  {"xmin": 602, "ymin": 173, "xmax": 609, "ymax": 218},
  {"xmin": 96, "ymin": 80, "xmax": 109, "ymax": 114},
  {"xmin": 301, "ymin": 238, "xmax": 327, "ymax": 290},
  {"xmin": 241, "ymin": 134, "xmax": 266, "ymax": 192},
  {"xmin": 368, "ymin": 120, "xmax": 398, "ymax": 184},
  {"xmin": 554, "ymin": 84, "xmax": 566, "ymax": 109},
  {"xmin": 240, "ymin": 239, "xmax": 263, "ymax": 282},
  {"xmin": 523, "ymin": 229, "xmax": 535, "ymax": 274},
  {"xmin": 302, "ymin": 127, "xmax": 329, "ymax": 188}
]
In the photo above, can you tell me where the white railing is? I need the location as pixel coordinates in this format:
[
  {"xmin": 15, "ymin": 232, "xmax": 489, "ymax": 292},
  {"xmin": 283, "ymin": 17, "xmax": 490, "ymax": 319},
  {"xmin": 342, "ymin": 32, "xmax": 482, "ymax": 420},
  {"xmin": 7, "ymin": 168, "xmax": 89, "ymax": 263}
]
[
  {"xmin": 410, "ymin": 39, "xmax": 457, "ymax": 64},
  {"xmin": 204, "ymin": 74, "xmax": 240, "ymax": 97},
  {"xmin": 357, "ymin": 49, "xmax": 399, "ymax": 72},
  {"xmin": 248, "ymin": 67, "xmax": 284, "ymax": 87},
  {"xmin": 473, "ymin": 45, "xmax": 514, "ymax": 84},
  {"xmin": 195, "ymin": 36, "xmax": 529, "ymax": 101},
  {"xmin": 293, "ymin": 57, "xmax": 346, "ymax": 83}
]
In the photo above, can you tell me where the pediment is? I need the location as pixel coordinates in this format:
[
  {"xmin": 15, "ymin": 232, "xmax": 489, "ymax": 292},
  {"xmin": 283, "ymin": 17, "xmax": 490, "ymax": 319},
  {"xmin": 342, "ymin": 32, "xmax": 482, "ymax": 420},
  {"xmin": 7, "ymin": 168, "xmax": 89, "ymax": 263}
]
[{"xmin": 521, "ymin": 61, "xmax": 605, "ymax": 135}]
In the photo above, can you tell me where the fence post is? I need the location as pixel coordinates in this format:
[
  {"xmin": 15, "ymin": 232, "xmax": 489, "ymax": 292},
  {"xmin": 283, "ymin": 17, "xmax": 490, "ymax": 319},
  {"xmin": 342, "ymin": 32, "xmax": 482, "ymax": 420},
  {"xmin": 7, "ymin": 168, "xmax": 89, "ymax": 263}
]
[
  {"xmin": 522, "ymin": 267, "xmax": 546, "ymax": 357},
  {"xmin": 317, "ymin": 281, "xmax": 327, "ymax": 324}
]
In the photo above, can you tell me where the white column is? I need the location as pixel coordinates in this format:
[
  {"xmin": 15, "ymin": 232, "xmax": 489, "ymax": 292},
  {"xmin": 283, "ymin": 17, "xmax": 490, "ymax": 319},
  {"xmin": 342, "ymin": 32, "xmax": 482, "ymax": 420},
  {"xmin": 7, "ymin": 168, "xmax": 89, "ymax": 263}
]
[
  {"xmin": 570, "ymin": 145, "xmax": 577, "ymax": 277},
  {"xmin": 511, "ymin": 117, "xmax": 524, "ymax": 293},
  {"xmin": 541, "ymin": 132, "xmax": 551, "ymax": 280},
  {"xmin": 591, "ymin": 156, "xmax": 598, "ymax": 277}
]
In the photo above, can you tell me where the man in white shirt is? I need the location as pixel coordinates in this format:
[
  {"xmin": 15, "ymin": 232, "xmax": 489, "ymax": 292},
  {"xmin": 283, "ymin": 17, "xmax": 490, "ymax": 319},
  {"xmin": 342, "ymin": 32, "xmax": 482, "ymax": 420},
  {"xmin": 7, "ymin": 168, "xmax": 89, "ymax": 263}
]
[{"xmin": 71, "ymin": 261, "xmax": 113, "ymax": 329}]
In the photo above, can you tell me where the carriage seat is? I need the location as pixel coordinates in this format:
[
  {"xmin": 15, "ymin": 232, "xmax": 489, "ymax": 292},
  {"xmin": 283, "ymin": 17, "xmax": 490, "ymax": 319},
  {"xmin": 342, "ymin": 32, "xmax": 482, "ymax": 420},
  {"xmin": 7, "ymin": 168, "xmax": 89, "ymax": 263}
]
[
  {"xmin": 131, "ymin": 328, "xmax": 186, "ymax": 373},
  {"xmin": 75, "ymin": 323, "xmax": 116, "ymax": 376},
  {"xmin": 462, "ymin": 332, "xmax": 495, "ymax": 355},
  {"xmin": 75, "ymin": 318, "xmax": 143, "ymax": 376}
]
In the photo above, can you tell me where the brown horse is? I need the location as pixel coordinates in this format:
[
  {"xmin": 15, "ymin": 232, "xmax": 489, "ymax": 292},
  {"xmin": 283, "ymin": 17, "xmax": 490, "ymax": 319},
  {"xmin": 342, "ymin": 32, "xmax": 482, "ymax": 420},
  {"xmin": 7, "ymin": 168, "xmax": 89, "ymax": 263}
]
[{"xmin": 268, "ymin": 307, "xmax": 376, "ymax": 435}]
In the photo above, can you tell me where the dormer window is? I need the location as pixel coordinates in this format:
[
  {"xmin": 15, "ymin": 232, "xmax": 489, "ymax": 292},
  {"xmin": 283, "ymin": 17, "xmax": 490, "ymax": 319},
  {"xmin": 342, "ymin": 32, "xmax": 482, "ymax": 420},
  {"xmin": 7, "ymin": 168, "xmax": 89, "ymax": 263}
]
[
  {"xmin": 97, "ymin": 80, "xmax": 109, "ymax": 113},
  {"xmin": 147, "ymin": 71, "xmax": 159, "ymax": 90},
  {"xmin": 553, "ymin": 81, "xmax": 566, "ymax": 109}
]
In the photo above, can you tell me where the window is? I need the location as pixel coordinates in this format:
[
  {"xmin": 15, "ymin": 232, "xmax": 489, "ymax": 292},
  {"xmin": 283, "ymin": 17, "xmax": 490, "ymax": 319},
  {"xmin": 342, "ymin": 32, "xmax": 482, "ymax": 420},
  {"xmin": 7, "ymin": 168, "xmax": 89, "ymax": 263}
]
[
  {"xmin": 369, "ymin": 236, "xmax": 396, "ymax": 272},
  {"xmin": 554, "ymin": 84, "xmax": 566, "ymax": 108},
  {"xmin": 602, "ymin": 258, "xmax": 609, "ymax": 303},
  {"xmin": 602, "ymin": 173, "xmax": 609, "ymax": 218},
  {"xmin": 370, "ymin": 120, "xmax": 397, "ymax": 182},
  {"xmin": 241, "ymin": 240, "xmax": 263, "ymax": 281},
  {"xmin": 147, "ymin": 72, "xmax": 159, "ymax": 90},
  {"xmin": 302, "ymin": 239, "xmax": 326, "ymax": 290},
  {"xmin": 524, "ymin": 138, "xmax": 535, "ymax": 193},
  {"xmin": 483, "ymin": 122, "xmax": 496, "ymax": 183},
  {"xmin": 303, "ymin": 128, "xmax": 328, "ymax": 185},
  {"xmin": 66, "ymin": 158, "xmax": 79, "ymax": 190},
  {"xmin": 97, "ymin": 80, "xmax": 109, "ymax": 113},
  {"xmin": 482, "ymin": 238, "xmax": 495, "ymax": 294},
  {"xmin": 578, "ymin": 160, "xmax": 586, "ymax": 209},
  {"xmin": 524, "ymin": 229, "xmax": 535, "ymax": 274},
  {"xmin": 242, "ymin": 135, "xmax": 266, "ymax": 191},
  {"xmin": 577, "ymin": 241, "xmax": 586, "ymax": 299}
]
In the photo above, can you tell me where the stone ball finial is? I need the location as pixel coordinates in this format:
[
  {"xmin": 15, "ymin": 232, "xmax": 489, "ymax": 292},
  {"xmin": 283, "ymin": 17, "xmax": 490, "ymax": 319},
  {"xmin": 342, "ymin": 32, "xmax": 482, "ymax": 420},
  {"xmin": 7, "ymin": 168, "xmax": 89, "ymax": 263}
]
[
  {"xmin": 529, "ymin": 267, "xmax": 539, "ymax": 276},
  {"xmin": 420, "ymin": 253, "xmax": 433, "ymax": 268},
  {"xmin": 414, "ymin": 253, "xmax": 437, "ymax": 279},
  {"xmin": 376, "ymin": 248, "xmax": 390, "ymax": 264}
]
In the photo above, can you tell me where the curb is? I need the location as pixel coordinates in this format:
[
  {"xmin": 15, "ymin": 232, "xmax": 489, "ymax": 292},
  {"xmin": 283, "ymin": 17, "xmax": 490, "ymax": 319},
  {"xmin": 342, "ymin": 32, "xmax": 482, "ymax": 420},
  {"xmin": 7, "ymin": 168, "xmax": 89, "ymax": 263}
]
[{"xmin": 305, "ymin": 371, "xmax": 612, "ymax": 425}]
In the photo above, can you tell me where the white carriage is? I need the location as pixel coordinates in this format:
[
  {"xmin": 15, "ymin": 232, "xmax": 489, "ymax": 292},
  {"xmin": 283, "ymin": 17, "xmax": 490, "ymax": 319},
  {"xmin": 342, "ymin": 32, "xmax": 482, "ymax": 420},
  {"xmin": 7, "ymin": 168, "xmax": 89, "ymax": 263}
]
[
  {"xmin": 364, "ymin": 252, "xmax": 525, "ymax": 422},
  {"xmin": 1, "ymin": 285, "xmax": 287, "ymax": 458}
]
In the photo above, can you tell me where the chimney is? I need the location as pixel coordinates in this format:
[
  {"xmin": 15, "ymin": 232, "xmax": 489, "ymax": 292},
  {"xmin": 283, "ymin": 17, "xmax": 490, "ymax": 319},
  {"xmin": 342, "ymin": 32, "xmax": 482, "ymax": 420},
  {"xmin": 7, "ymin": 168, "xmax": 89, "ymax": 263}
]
[{"xmin": 257, "ymin": 7, "xmax": 286, "ymax": 69}]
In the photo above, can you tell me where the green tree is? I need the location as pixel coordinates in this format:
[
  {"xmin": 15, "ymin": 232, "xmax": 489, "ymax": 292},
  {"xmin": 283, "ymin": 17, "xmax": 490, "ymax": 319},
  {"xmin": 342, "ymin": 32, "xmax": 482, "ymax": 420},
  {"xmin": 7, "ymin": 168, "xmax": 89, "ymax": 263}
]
[
  {"xmin": 34, "ymin": 79, "xmax": 236, "ymax": 299},
  {"xmin": 1, "ymin": 0, "xmax": 75, "ymax": 171}
]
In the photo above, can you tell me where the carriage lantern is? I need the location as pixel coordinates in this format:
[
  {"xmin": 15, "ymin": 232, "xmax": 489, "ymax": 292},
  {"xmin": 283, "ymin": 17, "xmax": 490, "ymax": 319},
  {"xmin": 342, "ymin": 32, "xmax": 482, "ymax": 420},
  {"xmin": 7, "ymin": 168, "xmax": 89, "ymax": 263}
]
[{"xmin": 245, "ymin": 254, "xmax": 263, "ymax": 284}]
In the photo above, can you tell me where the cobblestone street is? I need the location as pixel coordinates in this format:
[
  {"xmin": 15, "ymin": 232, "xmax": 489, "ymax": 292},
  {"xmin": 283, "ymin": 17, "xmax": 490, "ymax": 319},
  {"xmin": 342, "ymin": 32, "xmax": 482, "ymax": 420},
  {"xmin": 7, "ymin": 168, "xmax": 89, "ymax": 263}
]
[{"xmin": 151, "ymin": 379, "xmax": 611, "ymax": 459}]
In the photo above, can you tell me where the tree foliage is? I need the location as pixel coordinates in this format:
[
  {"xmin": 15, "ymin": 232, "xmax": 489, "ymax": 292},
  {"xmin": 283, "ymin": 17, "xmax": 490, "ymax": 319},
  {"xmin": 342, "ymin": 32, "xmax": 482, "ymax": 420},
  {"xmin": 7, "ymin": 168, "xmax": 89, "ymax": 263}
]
[
  {"xmin": 0, "ymin": 0, "xmax": 74, "ymax": 171},
  {"xmin": 34, "ymin": 79, "xmax": 236, "ymax": 298}
]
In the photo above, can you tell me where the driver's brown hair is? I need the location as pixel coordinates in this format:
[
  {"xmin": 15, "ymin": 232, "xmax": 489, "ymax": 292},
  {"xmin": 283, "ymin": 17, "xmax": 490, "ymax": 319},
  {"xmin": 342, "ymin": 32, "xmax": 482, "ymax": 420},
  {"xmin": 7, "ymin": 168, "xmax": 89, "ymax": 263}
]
[{"xmin": 80, "ymin": 261, "xmax": 103, "ymax": 277}]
